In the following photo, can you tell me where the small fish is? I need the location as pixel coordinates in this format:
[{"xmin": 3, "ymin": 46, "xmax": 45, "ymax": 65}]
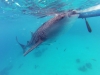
[
  {"xmin": 56, "ymin": 47, "xmax": 58, "ymax": 50},
  {"xmin": 64, "ymin": 48, "xmax": 66, "ymax": 51},
  {"xmin": 92, "ymin": 58, "xmax": 96, "ymax": 61},
  {"xmin": 34, "ymin": 65, "xmax": 38, "ymax": 69}
]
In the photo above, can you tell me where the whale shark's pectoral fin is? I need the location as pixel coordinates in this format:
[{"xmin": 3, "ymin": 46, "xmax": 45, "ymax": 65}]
[
  {"xmin": 24, "ymin": 39, "xmax": 43, "ymax": 56},
  {"xmin": 16, "ymin": 36, "xmax": 26, "ymax": 53},
  {"xmin": 85, "ymin": 18, "xmax": 92, "ymax": 33}
]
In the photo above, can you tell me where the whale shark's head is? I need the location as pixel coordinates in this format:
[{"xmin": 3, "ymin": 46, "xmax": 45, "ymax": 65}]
[
  {"xmin": 64, "ymin": 10, "xmax": 79, "ymax": 18},
  {"xmin": 55, "ymin": 10, "xmax": 79, "ymax": 33}
]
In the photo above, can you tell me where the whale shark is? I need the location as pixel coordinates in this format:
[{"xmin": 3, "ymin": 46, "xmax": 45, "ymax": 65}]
[
  {"xmin": 15, "ymin": 0, "xmax": 100, "ymax": 56},
  {"xmin": 16, "ymin": 10, "xmax": 79, "ymax": 56}
]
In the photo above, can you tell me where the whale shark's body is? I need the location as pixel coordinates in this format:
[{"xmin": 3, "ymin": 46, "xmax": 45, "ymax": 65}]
[{"xmin": 16, "ymin": 10, "xmax": 79, "ymax": 56}]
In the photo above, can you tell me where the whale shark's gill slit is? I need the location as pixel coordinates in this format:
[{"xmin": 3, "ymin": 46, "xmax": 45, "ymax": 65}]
[
  {"xmin": 16, "ymin": 36, "xmax": 26, "ymax": 53},
  {"xmin": 85, "ymin": 18, "xmax": 92, "ymax": 33},
  {"xmin": 24, "ymin": 40, "xmax": 43, "ymax": 56}
]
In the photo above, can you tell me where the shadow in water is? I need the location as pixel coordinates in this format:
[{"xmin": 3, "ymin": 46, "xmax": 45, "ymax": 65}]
[{"xmin": 0, "ymin": 65, "xmax": 13, "ymax": 75}]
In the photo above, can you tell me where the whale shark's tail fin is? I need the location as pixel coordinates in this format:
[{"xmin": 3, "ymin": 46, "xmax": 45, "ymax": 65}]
[
  {"xmin": 85, "ymin": 18, "xmax": 92, "ymax": 33},
  {"xmin": 16, "ymin": 36, "xmax": 26, "ymax": 53}
]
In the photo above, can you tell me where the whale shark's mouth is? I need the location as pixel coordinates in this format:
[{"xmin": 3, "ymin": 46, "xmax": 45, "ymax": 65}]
[{"xmin": 61, "ymin": 13, "xmax": 79, "ymax": 32}]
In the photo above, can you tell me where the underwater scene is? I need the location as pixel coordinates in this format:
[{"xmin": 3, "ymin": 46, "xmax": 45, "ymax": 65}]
[{"xmin": 0, "ymin": 0, "xmax": 100, "ymax": 75}]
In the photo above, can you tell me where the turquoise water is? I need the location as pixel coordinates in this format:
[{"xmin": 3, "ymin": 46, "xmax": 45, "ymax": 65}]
[{"xmin": 0, "ymin": 0, "xmax": 100, "ymax": 75}]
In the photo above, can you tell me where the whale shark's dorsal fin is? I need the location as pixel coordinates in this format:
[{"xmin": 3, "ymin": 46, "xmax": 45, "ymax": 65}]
[
  {"xmin": 24, "ymin": 39, "xmax": 43, "ymax": 56},
  {"xmin": 16, "ymin": 36, "xmax": 26, "ymax": 53},
  {"xmin": 85, "ymin": 18, "xmax": 92, "ymax": 33}
]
